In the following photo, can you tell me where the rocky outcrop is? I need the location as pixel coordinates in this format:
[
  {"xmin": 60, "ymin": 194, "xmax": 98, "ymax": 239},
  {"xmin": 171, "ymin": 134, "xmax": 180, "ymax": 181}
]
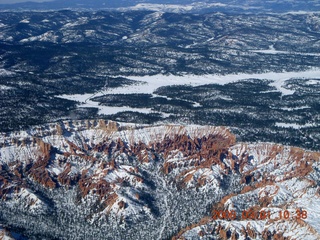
[
  {"xmin": 57, "ymin": 163, "xmax": 79, "ymax": 186},
  {"xmin": 28, "ymin": 157, "xmax": 56, "ymax": 189},
  {"xmin": 0, "ymin": 227, "xmax": 15, "ymax": 240},
  {"xmin": 35, "ymin": 138, "xmax": 51, "ymax": 159}
]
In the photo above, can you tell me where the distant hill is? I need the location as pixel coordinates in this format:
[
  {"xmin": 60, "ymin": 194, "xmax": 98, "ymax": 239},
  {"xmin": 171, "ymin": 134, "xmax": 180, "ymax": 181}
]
[{"xmin": 1, "ymin": 0, "xmax": 320, "ymax": 13}]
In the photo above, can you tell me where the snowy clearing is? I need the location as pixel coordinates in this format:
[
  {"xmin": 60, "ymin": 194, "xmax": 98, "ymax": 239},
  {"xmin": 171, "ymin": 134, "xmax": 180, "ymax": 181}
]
[{"xmin": 57, "ymin": 68, "xmax": 320, "ymax": 116}]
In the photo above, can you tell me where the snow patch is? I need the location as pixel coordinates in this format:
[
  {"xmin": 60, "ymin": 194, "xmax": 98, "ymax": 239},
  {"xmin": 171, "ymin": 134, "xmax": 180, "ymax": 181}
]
[
  {"xmin": 19, "ymin": 19, "xmax": 30, "ymax": 23},
  {"xmin": 275, "ymin": 122, "xmax": 316, "ymax": 129},
  {"xmin": 305, "ymin": 79, "xmax": 320, "ymax": 85},
  {"xmin": 280, "ymin": 106, "xmax": 310, "ymax": 111},
  {"xmin": 0, "ymin": 69, "xmax": 15, "ymax": 76},
  {"xmin": 0, "ymin": 85, "xmax": 12, "ymax": 90}
]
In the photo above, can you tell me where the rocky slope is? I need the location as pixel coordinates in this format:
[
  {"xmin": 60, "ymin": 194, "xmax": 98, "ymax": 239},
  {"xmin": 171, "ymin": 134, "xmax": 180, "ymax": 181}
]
[{"xmin": 0, "ymin": 120, "xmax": 319, "ymax": 239}]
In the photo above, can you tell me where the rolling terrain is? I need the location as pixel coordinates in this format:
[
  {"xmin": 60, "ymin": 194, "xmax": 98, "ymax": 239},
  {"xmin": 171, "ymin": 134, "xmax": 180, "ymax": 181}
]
[
  {"xmin": 0, "ymin": 10, "xmax": 320, "ymax": 150},
  {"xmin": 0, "ymin": 8, "xmax": 320, "ymax": 239}
]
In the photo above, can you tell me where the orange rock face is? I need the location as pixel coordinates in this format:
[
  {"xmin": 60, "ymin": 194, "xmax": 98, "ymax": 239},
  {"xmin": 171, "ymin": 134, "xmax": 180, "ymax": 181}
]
[{"xmin": 28, "ymin": 158, "xmax": 56, "ymax": 189}]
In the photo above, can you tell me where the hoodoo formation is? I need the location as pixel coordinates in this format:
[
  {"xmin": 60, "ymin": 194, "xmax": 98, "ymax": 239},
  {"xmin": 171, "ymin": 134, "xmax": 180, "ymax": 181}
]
[{"xmin": 0, "ymin": 120, "xmax": 319, "ymax": 239}]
